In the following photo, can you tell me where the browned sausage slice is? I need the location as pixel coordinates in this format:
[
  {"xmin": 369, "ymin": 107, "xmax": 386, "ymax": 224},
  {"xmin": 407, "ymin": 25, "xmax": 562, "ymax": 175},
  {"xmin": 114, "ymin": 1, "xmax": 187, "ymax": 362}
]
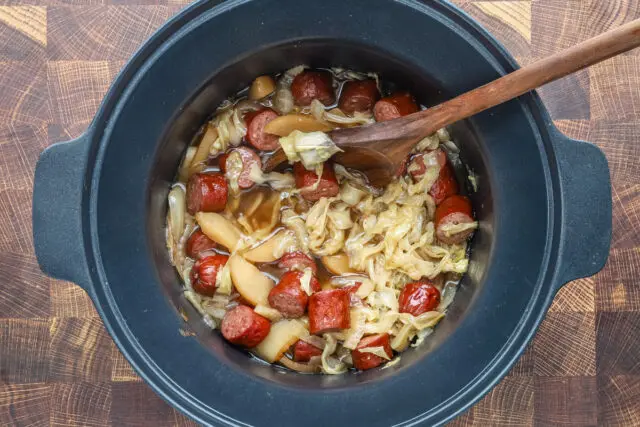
[
  {"xmin": 291, "ymin": 71, "xmax": 335, "ymax": 106},
  {"xmin": 277, "ymin": 251, "xmax": 318, "ymax": 275},
  {"xmin": 292, "ymin": 340, "xmax": 323, "ymax": 362},
  {"xmin": 190, "ymin": 254, "xmax": 229, "ymax": 296},
  {"xmin": 186, "ymin": 173, "xmax": 228, "ymax": 215},
  {"xmin": 409, "ymin": 149, "xmax": 459, "ymax": 204},
  {"xmin": 186, "ymin": 229, "xmax": 217, "ymax": 259},
  {"xmin": 268, "ymin": 270, "xmax": 320, "ymax": 318},
  {"xmin": 308, "ymin": 289, "xmax": 350, "ymax": 335},
  {"xmin": 245, "ymin": 108, "xmax": 280, "ymax": 150},
  {"xmin": 338, "ymin": 79, "xmax": 380, "ymax": 114},
  {"xmin": 373, "ymin": 92, "xmax": 419, "ymax": 122},
  {"xmin": 221, "ymin": 305, "xmax": 271, "ymax": 348},
  {"xmin": 351, "ymin": 333, "xmax": 393, "ymax": 371},
  {"xmin": 225, "ymin": 147, "xmax": 262, "ymax": 189},
  {"xmin": 398, "ymin": 280, "xmax": 441, "ymax": 316},
  {"xmin": 435, "ymin": 195, "xmax": 475, "ymax": 244},
  {"xmin": 293, "ymin": 162, "xmax": 339, "ymax": 201}
]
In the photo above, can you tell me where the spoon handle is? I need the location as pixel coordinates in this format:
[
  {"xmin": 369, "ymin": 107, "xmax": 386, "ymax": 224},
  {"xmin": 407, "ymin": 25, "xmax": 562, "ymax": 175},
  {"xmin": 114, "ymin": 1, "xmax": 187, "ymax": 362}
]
[{"xmin": 413, "ymin": 19, "xmax": 640, "ymax": 135}]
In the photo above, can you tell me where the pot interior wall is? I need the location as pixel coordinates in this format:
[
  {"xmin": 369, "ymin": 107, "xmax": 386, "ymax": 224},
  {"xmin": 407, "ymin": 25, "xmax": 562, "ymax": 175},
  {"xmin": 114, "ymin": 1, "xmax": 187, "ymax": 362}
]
[{"xmin": 149, "ymin": 40, "xmax": 493, "ymax": 385}]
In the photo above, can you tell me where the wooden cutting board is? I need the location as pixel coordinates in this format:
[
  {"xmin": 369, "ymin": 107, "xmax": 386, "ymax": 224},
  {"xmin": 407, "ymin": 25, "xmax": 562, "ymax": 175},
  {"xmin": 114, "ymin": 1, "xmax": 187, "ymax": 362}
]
[{"xmin": 0, "ymin": 1, "xmax": 638, "ymax": 425}]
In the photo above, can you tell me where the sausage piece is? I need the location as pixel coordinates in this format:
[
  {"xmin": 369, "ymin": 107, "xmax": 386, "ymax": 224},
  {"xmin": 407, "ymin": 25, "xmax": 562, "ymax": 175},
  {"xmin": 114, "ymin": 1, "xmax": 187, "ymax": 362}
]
[
  {"xmin": 186, "ymin": 229, "xmax": 217, "ymax": 259},
  {"xmin": 435, "ymin": 195, "xmax": 475, "ymax": 244},
  {"xmin": 291, "ymin": 71, "xmax": 335, "ymax": 106},
  {"xmin": 308, "ymin": 289, "xmax": 350, "ymax": 335},
  {"xmin": 245, "ymin": 108, "xmax": 280, "ymax": 150},
  {"xmin": 187, "ymin": 173, "xmax": 228, "ymax": 215},
  {"xmin": 277, "ymin": 251, "xmax": 318, "ymax": 275},
  {"xmin": 190, "ymin": 254, "xmax": 229, "ymax": 296},
  {"xmin": 217, "ymin": 153, "xmax": 229, "ymax": 174},
  {"xmin": 224, "ymin": 147, "xmax": 262, "ymax": 189},
  {"xmin": 293, "ymin": 162, "xmax": 340, "ymax": 201},
  {"xmin": 409, "ymin": 149, "xmax": 459, "ymax": 204},
  {"xmin": 292, "ymin": 340, "xmax": 323, "ymax": 362},
  {"xmin": 221, "ymin": 305, "xmax": 271, "ymax": 348},
  {"xmin": 338, "ymin": 79, "xmax": 380, "ymax": 114},
  {"xmin": 268, "ymin": 270, "xmax": 320, "ymax": 318},
  {"xmin": 373, "ymin": 92, "xmax": 419, "ymax": 122},
  {"xmin": 351, "ymin": 333, "xmax": 393, "ymax": 371},
  {"xmin": 398, "ymin": 280, "xmax": 441, "ymax": 316}
]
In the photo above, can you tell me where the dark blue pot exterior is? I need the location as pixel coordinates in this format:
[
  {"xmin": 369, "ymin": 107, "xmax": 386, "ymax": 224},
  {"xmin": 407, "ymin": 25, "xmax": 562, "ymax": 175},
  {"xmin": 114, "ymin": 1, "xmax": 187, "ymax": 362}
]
[{"xmin": 32, "ymin": 0, "xmax": 612, "ymax": 425}]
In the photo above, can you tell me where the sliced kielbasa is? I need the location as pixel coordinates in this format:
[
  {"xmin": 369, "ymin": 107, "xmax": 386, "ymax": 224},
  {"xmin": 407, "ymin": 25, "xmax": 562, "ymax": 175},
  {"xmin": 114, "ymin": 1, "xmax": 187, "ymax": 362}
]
[
  {"xmin": 245, "ymin": 108, "xmax": 280, "ymax": 150},
  {"xmin": 224, "ymin": 147, "xmax": 262, "ymax": 189},
  {"xmin": 435, "ymin": 195, "xmax": 475, "ymax": 244},
  {"xmin": 308, "ymin": 289, "xmax": 350, "ymax": 335},
  {"xmin": 217, "ymin": 153, "xmax": 229, "ymax": 174},
  {"xmin": 338, "ymin": 79, "xmax": 380, "ymax": 114},
  {"xmin": 409, "ymin": 149, "xmax": 459, "ymax": 204},
  {"xmin": 221, "ymin": 305, "xmax": 271, "ymax": 348},
  {"xmin": 293, "ymin": 162, "xmax": 339, "ymax": 201},
  {"xmin": 186, "ymin": 172, "xmax": 228, "ymax": 215},
  {"xmin": 373, "ymin": 92, "xmax": 419, "ymax": 122},
  {"xmin": 291, "ymin": 70, "xmax": 335, "ymax": 106},
  {"xmin": 268, "ymin": 270, "xmax": 320, "ymax": 318},
  {"xmin": 186, "ymin": 229, "xmax": 217, "ymax": 259},
  {"xmin": 398, "ymin": 280, "xmax": 441, "ymax": 316},
  {"xmin": 351, "ymin": 333, "xmax": 393, "ymax": 371},
  {"xmin": 277, "ymin": 251, "xmax": 318, "ymax": 275},
  {"xmin": 190, "ymin": 254, "xmax": 229, "ymax": 296},
  {"xmin": 292, "ymin": 340, "xmax": 323, "ymax": 362}
]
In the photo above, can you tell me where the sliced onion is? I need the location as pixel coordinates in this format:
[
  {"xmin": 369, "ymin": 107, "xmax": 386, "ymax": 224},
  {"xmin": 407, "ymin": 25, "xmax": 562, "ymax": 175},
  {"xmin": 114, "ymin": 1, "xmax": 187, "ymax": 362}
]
[
  {"xmin": 168, "ymin": 186, "xmax": 185, "ymax": 242},
  {"xmin": 279, "ymin": 356, "xmax": 320, "ymax": 373}
]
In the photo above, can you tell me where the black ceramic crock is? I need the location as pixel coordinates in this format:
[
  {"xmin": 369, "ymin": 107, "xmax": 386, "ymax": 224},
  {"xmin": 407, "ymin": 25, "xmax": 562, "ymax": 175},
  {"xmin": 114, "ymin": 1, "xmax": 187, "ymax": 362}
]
[{"xmin": 32, "ymin": 0, "xmax": 612, "ymax": 425}]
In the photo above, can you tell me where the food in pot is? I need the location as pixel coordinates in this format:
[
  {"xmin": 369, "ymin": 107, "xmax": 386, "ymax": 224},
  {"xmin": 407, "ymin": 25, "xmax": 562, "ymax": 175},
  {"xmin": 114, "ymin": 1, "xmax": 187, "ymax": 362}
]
[{"xmin": 166, "ymin": 66, "xmax": 478, "ymax": 374}]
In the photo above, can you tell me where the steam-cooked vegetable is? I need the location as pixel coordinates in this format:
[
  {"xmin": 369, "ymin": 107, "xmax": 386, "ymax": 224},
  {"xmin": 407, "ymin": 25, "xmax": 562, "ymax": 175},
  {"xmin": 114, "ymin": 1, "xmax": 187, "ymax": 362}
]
[
  {"xmin": 178, "ymin": 147, "xmax": 197, "ymax": 182},
  {"xmin": 244, "ymin": 230, "xmax": 298, "ymax": 263},
  {"xmin": 229, "ymin": 255, "xmax": 274, "ymax": 306},
  {"xmin": 249, "ymin": 75, "xmax": 276, "ymax": 100},
  {"xmin": 255, "ymin": 319, "xmax": 308, "ymax": 363},
  {"xmin": 191, "ymin": 124, "xmax": 218, "ymax": 169},
  {"xmin": 254, "ymin": 304, "xmax": 283, "ymax": 322},
  {"xmin": 279, "ymin": 130, "xmax": 342, "ymax": 169},
  {"xmin": 321, "ymin": 253, "xmax": 355, "ymax": 275},
  {"xmin": 168, "ymin": 186, "xmax": 186, "ymax": 242},
  {"xmin": 195, "ymin": 212, "xmax": 243, "ymax": 251},
  {"xmin": 264, "ymin": 114, "xmax": 333, "ymax": 136}
]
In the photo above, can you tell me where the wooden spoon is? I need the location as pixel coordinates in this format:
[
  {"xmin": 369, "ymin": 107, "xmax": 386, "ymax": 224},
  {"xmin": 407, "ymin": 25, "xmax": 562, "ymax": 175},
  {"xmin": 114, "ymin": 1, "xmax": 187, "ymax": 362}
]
[{"xmin": 264, "ymin": 19, "xmax": 640, "ymax": 187}]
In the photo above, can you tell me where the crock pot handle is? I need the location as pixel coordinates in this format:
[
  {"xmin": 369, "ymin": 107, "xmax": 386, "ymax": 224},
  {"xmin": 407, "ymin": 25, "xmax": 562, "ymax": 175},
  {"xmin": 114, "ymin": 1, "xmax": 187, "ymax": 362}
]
[
  {"xmin": 551, "ymin": 128, "xmax": 612, "ymax": 288},
  {"xmin": 33, "ymin": 134, "xmax": 93, "ymax": 294}
]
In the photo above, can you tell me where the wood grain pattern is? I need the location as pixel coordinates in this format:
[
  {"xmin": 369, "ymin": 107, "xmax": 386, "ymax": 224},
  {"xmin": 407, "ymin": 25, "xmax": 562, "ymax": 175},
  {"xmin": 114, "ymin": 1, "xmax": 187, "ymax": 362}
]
[{"xmin": 0, "ymin": 0, "xmax": 637, "ymax": 425}]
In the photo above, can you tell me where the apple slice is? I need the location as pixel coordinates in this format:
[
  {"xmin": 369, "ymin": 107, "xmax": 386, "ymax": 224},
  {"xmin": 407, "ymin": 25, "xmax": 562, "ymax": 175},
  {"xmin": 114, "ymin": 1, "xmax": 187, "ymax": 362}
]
[
  {"xmin": 195, "ymin": 212, "xmax": 242, "ymax": 251},
  {"xmin": 321, "ymin": 253, "xmax": 355, "ymax": 275},
  {"xmin": 264, "ymin": 114, "xmax": 333, "ymax": 136},
  {"xmin": 254, "ymin": 319, "xmax": 308, "ymax": 363},
  {"xmin": 229, "ymin": 255, "xmax": 273, "ymax": 306},
  {"xmin": 244, "ymin": 230, "xmax": 296, "ymax": 263}
]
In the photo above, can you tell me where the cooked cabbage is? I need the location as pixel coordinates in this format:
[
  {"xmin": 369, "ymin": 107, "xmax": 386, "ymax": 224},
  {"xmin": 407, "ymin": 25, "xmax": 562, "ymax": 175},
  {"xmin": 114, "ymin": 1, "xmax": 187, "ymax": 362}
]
[
  {"xmin": 321, "ymin": 333, "xmax": 347, "ymax": 374},
  {"xmin": 279, "ymin": 130, "xmax": 342, "ymax": 169}
]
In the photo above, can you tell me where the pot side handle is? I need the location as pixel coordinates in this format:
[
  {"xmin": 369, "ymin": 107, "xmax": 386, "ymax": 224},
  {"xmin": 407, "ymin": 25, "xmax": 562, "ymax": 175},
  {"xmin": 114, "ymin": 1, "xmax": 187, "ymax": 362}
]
[
  {"xmin": 33, "ymin": 134, "xmax": 93, "ymax": 294},
  {"xmin": 551, "ymin": 128, "xmax": 612, "ymax": 288}
]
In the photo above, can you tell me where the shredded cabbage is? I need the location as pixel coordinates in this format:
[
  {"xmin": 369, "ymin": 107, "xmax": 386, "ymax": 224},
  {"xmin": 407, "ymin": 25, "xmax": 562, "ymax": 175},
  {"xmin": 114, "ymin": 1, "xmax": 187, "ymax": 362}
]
[
  {"xmin": 247, "ymin": 163, "xmax": 295, "ymax": 190},
  {"xmin": 321, "ymin": 333, "xmax": 347, "ymax": 374},
  {"xmin": 279, "ymin": 130, "xmax": 342, "ymax": 169},
  {"xmin": 299, "ymin": 268, "xmax": 314, "ymax": 296}
]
